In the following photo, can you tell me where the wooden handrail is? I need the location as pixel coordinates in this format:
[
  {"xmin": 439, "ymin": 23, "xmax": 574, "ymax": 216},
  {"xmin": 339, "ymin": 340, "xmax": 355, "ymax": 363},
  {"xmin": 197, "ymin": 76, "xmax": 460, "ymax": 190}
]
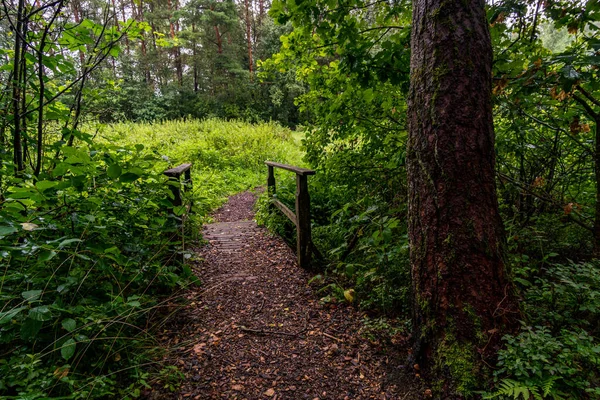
[
  {"xmin": 164, "ymin": 163, "xmax": 192, "ymax": 207},
  {"xmin": 265, "ymin": 161, "xmax": 315, "ymax": 176},
  {"xmin": 265, "ymin": 161, "xmax": 316, "ymax": 269},
  {"xmin": 164, "ymin": 163, "xmax": 192, "ymax": 178}
]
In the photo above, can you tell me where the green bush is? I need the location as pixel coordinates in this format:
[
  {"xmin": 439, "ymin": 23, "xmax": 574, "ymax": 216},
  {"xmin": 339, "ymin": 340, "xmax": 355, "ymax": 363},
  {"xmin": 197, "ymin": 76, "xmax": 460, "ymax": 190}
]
[
  {"xmin": 0, "ymin": 119, "xmax": 303, "ymax": 399},
  {"xmin": 0, "ymin": 142, "xmax": 192, "ymax": 398},
  {"xmin": 489, "ymin": 327, "xmax": 600, "ymax": 399},
  {"xmin": 488, "ymin": 261, "xmax": 600, "ymax": 399}
]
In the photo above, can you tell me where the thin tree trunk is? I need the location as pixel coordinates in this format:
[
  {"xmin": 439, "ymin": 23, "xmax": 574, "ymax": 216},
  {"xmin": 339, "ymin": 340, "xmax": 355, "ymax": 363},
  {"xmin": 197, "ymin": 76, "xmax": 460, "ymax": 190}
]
[
  {"xmin": 192, "ymin": 22, "xmax": 198, "ymax": 92},
  {"xmin": 167, "ymin": 0, "xmax": 182, "ymax": 85},
  {"xmin": 120, "ymin": 0, "xmax": 130, "ymax": 55},
  {"xmin": 20, "ymin": 18, "xmax": 28, "ymax": 170},
  {"xmin": 12, "ymin": 0, "xmax": 25, "ymax": 173},
  {"xmin": 407, "ymin": 0, "xmax": 519, "ymax": 394},
  {"xmin": 244, "ymin": 0, "xmax": 253, "ymax": 79},
  {"xmin": 72, "ymin": 0, "xmax": 86, "ymax": 66},
  {"xmin": 215, "ymin": 25, "xmax": 223, "ymax": 54}
]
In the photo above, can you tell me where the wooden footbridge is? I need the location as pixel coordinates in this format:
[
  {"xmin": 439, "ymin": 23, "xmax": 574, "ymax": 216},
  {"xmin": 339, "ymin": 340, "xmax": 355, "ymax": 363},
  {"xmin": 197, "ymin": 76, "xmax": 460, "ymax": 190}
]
[{"xmin": 164, "ymin": 160, "xmax": 318, "ymax": 269}]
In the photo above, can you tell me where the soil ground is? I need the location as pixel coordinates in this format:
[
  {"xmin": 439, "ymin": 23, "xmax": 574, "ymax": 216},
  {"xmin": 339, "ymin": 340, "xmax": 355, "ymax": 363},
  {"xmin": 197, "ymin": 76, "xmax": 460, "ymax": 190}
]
[{"xmin": 146, "ymin": 191, "xmax": 417, "ymax": 399}]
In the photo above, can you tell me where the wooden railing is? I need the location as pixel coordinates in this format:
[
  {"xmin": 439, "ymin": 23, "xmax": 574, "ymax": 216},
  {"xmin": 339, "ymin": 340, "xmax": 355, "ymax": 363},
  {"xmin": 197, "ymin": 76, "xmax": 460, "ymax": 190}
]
[
  {"xmin": 164, "ymin": 163, "xmax": 192, "ymax": 208},
  {"xmin": 265, "ymin": 161, "xmax": 316, "ymax": 269}
]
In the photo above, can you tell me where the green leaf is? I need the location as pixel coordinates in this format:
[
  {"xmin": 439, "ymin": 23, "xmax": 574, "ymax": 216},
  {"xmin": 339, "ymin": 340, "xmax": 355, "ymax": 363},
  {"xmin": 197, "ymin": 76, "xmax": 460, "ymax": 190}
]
[
  {"xmin": 104, "ymin": 246, "xmax": 120, "ymax": 255},
  {"xmin": 107, "ymin": 164, "xmax": 122, "ymax": 179},
  {"xmin": 0, "ymin": 225, "xmax": 17, "ymax": 236},
  {"xmin": 38, "ymin": 250, "xmax": 57, "ymax": 262},
  {"xmin": 173, "ymin": 205, "xmax": 186, "ymax": 216},
  {"xmin": 21, "ymin": 318, "xmax": 43, "ymax": 340},
  {"xmin": 0, "ymin": 306, "xmax": 26, "ymax": 324},
  {"xmin": 29, "ymin": 306, "xmax": 52, "ymax": 322},
  {"xmin": 119, "ymin": 172, "xmax": 141, "ymax": 183},
  {"xmin": 62, "ymin": 318, "xmax": 76, "ymax": 332},
  {"xmin": 61, "ymin": 338, "xmax": 76, "ymax": 360},
  {"xmin": 36, "ymin": 180, "xmax": 58, "ymax": 191},
  {"xmin": 58, "ymin": 238, "xmax": 82, "ymax": 249},
  {"xmin": 22, "ymin": 290, "xmax": 43, "ymax": 302}
]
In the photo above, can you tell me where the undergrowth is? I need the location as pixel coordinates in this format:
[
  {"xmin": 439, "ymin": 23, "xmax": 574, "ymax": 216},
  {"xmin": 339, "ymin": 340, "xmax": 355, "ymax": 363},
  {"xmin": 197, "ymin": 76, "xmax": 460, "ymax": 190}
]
[{"xmin": 0, "ymin": 119, "xmax": 303, "ymax": 398}]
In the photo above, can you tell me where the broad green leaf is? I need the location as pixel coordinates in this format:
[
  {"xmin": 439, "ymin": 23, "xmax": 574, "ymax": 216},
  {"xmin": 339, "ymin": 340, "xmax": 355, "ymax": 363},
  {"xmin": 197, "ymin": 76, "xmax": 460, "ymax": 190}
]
[
  {"xmin": 29, "ymin": 306, "xmax": 52, "ymax": 322},
  {"xmin": 0, "ymin": 306, "xmax": 26, "ymax": 324},
  {"xmin": 62, "ymin": 318, "xmax": 76, "ymax": 332},
  {"xmin": 119, "ymin": 172, "xmax": 141, "ymax": 183},
  {"xmin": 22, "ymin": 290, "xmax": 42, "ymax": 302},
  {"xmin": 107, "ymin": 164, "xmax": 122, "ymax": 179},
  {"xmin": 38, "ymin": 250, "xmax": 57, "ymax": 262},
  {"xmin": 173, "ymin": 205, "xmax": 186, "ymax": 216},
  {"xmin": 36, "ymin": 180, "xmax": 58, "ymax": 191},
  {"xmin": 61, "ymin": 338, "xmax": 76, "ymax": 360},
  {"xmin": 21, "ymin": 318, "xmax": 43, "ymax": 340},
  {"xmin": 58, "ymin": 238, "xmax": 82, "ymax": 249},
  {"xmin": 104, "ymin": 246, "xmax": 120, "ymax": 255},
  {"xmin": 0, "ymin": 226, "xmax": 17, "ymax": 236}
]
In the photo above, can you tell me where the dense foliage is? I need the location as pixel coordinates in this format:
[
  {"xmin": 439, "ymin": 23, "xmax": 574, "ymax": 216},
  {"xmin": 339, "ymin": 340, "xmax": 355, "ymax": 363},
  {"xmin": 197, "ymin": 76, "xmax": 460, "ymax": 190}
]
[{"xmin": 0, "ymin": 118, "xmax": 300, "ymax": 398}]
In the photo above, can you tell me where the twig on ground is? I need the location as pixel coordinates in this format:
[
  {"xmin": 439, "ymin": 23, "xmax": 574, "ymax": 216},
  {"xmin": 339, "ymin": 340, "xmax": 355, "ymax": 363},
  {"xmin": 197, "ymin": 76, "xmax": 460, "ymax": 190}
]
[
  {"xmin": 322, "ymin": 332, "xmax": 343, "ymax": 342},
  {"xmin": 240, "ymin": 325, "xmax": 306, "ymax": 337}
]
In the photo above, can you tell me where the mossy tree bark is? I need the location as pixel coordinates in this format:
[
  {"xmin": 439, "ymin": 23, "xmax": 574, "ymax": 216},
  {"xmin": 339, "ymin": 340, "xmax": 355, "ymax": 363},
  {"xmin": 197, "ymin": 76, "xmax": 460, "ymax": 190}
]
[{"xmin": 406, "ymin": 0, "xmax": 519, "ymax": 394}]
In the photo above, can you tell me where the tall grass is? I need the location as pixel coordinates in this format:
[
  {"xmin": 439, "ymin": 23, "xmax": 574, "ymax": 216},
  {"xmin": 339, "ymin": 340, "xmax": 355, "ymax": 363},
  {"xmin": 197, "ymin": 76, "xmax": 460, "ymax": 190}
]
[{"xmin": 99, "ymin": 118, "xmax": 305, "ymax": 214}]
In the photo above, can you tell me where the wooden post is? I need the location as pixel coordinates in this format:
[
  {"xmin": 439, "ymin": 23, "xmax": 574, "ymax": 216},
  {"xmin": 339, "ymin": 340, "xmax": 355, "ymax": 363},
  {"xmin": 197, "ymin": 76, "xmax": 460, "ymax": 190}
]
[
  {"xmin": 169, "ymin": 178, "xmax": 183, "ymax": 206},
  {"xmin": 267, "ymin": 165, "xmax": 276, "ymax": 195},
  {"xmin": 164, "ymin": 163, "xmax": 192, "ymax": 209},
  {"xmin": 267, "ymin": 165, "xmax": 276, "ymax": 210},
  {"xmin": 184, "ymin": 168, "xmax": 192, "ymax": 190},
  {"xmin": 295, "ymin": 174, "xmax": 311, "ymax": 269},
  {"xmin": 265, "ymin": 161, "xmax": 315, "ymax": 270}
]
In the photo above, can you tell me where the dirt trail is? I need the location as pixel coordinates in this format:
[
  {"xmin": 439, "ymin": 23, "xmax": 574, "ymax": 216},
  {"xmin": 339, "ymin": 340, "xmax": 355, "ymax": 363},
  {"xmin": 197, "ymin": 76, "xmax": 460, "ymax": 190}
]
[{"xmin": 148, "ymin": 191, "xmax": 413, "ymax": 399}]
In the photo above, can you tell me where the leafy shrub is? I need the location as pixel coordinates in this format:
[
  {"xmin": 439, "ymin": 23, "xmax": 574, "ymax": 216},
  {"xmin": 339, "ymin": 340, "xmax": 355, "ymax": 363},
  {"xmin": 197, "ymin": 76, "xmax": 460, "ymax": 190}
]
[
  {"xmin": 489, "ymin": 326, "xmax": 600, "ymax": 399},
  {"xmin": 256, "ymin": 171, "xmax": 410, "ymax": 313},
  {"xmin": 0, "ymin": 119, "xmax": 303, "ymax": 398},
  {"xmin": 488, "ymin": 260, "xmax": 600, "ymax": 399},
  {"xmin": 0, "ymin": 142, "xmax": 193, "ymax": 398}
]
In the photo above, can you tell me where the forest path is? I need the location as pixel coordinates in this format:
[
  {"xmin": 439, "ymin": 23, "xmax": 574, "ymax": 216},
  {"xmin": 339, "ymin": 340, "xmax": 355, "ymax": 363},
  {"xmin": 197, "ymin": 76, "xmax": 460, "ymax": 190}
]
[{"xmin": 149, "ymin": 191, "xmax": 412, "ymax": 399}]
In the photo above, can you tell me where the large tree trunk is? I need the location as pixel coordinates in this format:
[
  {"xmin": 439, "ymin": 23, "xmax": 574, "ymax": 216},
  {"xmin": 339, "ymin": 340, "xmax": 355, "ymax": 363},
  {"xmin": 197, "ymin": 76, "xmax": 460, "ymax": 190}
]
[{"xmin": 406, "ymin": 0, "xmax": 519, "ymax": 394}]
